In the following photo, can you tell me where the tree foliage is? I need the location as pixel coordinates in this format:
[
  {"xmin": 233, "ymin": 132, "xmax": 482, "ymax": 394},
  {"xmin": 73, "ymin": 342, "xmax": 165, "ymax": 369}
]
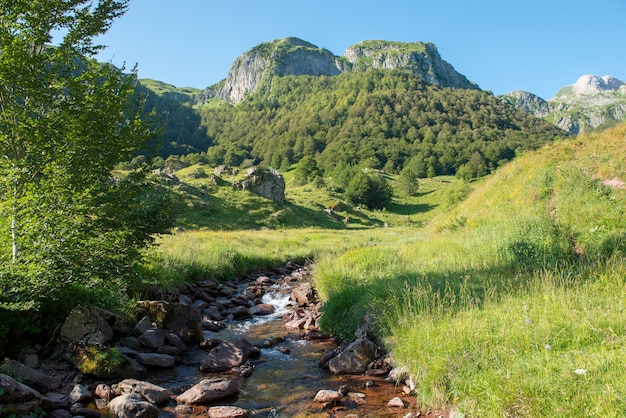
[
  {"xmin": 191, "ymin": 70, "xmax": 565, "ymax": 178},
  {"xmin": 0, "ymin": 0, "xmax": 173, "ymax": 317},
  {"xmin": 345, "ymin": 170, "xmax": 394, "ymax": 209}
]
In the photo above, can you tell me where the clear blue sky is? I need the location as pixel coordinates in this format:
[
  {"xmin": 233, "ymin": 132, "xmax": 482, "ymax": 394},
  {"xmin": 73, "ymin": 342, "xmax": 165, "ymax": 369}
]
[{"xmin": 94, "ymin": 0, "xmax": 626, "ymax": 99}]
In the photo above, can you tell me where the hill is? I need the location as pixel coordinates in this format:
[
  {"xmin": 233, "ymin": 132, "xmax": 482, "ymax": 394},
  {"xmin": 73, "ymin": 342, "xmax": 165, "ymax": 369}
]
[{"xmin": 502, "ymin": 74, "xmax": 626, "ymax": 134}]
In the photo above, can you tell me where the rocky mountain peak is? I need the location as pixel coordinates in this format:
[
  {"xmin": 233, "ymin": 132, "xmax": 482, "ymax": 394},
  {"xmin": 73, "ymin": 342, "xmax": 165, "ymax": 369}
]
[
  {"xmin": 344, "ymin": 40, "xmax": 478, "ymax": 90},
  {"xmin": 563, "ymin": 74, "xmax": 625, "ymax": 96},
  {"xmin": 199, "ymin": 37, "xmax": 478, "ymax": 104}
]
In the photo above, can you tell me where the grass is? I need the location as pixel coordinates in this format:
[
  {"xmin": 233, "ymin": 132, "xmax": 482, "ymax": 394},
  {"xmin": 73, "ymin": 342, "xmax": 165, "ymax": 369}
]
[{"xmin": 145, "ymin": 123, "xmax": 626, "ymax": 416}]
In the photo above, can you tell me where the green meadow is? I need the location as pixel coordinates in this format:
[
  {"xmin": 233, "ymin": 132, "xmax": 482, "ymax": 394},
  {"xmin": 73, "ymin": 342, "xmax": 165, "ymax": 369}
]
[{"xmin": 144, "ymin": 123, "xmax": 626, "ymax": 416}]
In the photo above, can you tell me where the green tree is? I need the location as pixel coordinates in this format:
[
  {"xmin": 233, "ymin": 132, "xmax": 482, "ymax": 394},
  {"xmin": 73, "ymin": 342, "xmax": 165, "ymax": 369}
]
[
  {"xmin": 345, "ymin": 171, "xmax": 393, "ymax": 209},
  {"xmin": 397, "ymin": 166, "xmax": 420, "ymax": 196},
  {"xmin": 0, "ymin": 1, "xmax": 172, "ymax": 314},
  {"xmin": 293, "ymin": 155, "xmax": 320, "ymax": 185}
]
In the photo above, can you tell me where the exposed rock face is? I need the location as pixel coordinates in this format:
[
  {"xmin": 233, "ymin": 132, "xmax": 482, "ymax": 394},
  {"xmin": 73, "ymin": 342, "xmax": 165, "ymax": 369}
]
[
  {"xmin": 500, "ymin": 90, "xmax": 551, "ymax": 118},
  {"xmin": 199, "ymin": 37, "xmax": 477, "ymax": 105},
  {"xmin": 59, "ymin": 305, "xmax": 114, "ymax": 345},
  {"xmin": 234, "ymin": 167, "xmax": 285, "ymax": 203},
  {"xmin": 502, "ymin": 74, "xmax": 626, "ymax": 134},
  {"xmin": 344, "ymin": 40, "xmax": 477, "ymax": 90},
  {"xmin": 570, "ymin": 74, "xmax": 625, "ymax": 95},
  {"xmin": 208, "ymin": 37, "xmax": 344, "ymax": 104}
]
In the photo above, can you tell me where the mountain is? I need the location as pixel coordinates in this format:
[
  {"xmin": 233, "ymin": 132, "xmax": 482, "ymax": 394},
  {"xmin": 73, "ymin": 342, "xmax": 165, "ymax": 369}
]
[
  {"xmin": 501, "ymin": 74, "xmax": 626, "ymax": 134},
  {"xmin": 198, "ymin": 37, "xmax": 478, "ymax": 104}
]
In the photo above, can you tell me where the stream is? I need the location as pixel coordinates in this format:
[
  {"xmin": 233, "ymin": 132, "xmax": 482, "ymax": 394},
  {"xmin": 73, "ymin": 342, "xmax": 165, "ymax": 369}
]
[{"xmin": 145, "ymin": 267, "xmax": 420, "ymax": 417}]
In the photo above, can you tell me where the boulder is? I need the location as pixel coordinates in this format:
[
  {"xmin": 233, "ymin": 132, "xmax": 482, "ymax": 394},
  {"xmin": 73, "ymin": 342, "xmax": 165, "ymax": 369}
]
[
  {"xmin": 69, "ymin": 384, "xmax": 92, "ymax": 404},
  {"xmin": 200, "ymin": 338, "xmax": 253, "ymax": 372},
  {"xmin": 59, "ymin": 305, "xmax": 114, "ymax": 345},
  {"xmin": 175, "ymin": 378, "xmax": 239, "ymax": 405},
  {"xmin": 108, "ymin": 393, "xmax": 159, "ymax": 418},
  {"xmin": 116, "ymin": 379, "xmax": 171, "ymax": 405},
  {"xmin": 250, "ymin": 303, "xmax": 275, "ymax": 316},
  {"xmin": 134, "ymin": 353, "xmax": 176, "ymax": 368},
  {"xmin": 0, "ymin": 373, "xmax": 41, "ymax": 403},
  {"xmin": 209, "ymin": 405, "xmax": 249, "ymax": 418},
  {"xmin": 290, "ymin": 282, "xmax": 314, "ymax": 306},
  {"xmin": 41, "ymin": 392, "xmax": 69, "ymax": 409},
  {"xmin": 328, "ymin": 338, "xmax": 378, "ymax": 374},
  {"xmin": 139, "ymin": 327, "xmax": 165, "ymax": 348},
  {"xmin": 0, "ymin": 359, "xmax": 61, "ymax": 393},
  {"xmin": 135, "ymin": 301, "xmax": 203, "ymax": 343},
  {"xmin": 233, "ymin": 167, "xmax": 285, "ymax": 203},
  {"xmin": 387, "ymin": 396, "xmax": 406, "ymax": 408}
]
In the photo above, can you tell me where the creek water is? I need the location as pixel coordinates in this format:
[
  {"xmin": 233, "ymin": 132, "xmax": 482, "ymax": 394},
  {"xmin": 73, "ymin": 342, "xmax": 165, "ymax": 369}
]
[{"xmin": 147, "ymin": 277, "xmax": 418, "ymax": 417}]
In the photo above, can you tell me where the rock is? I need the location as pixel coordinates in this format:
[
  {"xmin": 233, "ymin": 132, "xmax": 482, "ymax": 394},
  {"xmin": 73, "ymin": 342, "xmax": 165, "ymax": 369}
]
[
  {"xmin": 139, "ymin": 327, "xmax": 165, "ymax": 348},
  {"xmin": 2, "ymin": 400, "xmax": 40, "ymax": 416},
  {"xmin": 47, "ymin": 409, "xmax": 73, "ymax": 418},
  {"xmin": 119, "ymin": 336, "xmax": 142, "ymax": 350},
  {"xmin": 223, "ymin": 305, "xmax": 252, "ymax": 320},
  {"xmin": 290, "ymin": 282, "xmax": 314, "ymax": 306},
  {"xmin": 119, "ymin": 354, "xmax": 148, "ymax": 379},
  {"xmin": 70, "ymin": 403, "xmax": 103, "ymax": 417},
  {"xmin": 134, "ymin": 352, "xmax": 176, "ymax": 368},
  {"xmin": 156, "ymin": 345, "xmax": 182, "ymax": 356},
  {"xmin": 328, "ymin": 338, "xmax": 378, "ymax": 374},
  {"xmin": 165, "ymin": 331, "xmax": 187, "ymax": 350},
  {"xmin": 0, "ymin": 359, "xmax": 61, "ymax": 393},
  {"xmin": 135, "ymin": 301, "xmax": 203, "ymax": 343},
  {"xmin": 107, "ymin": 393, "xmax": 159, "ymax": 418},
  {"xmin": 95, "ymin": 383, "xmax": 112, "ymax": 400},
  {"xmin": 387, "ymin": 396, "xmax": 405, "ymax": 408},
  {"xmin": 41, "ymin": 392, "xmax": 69, "ymax": 409},
  {"xmin": 250, "ymin": 303, "xmax": 275, "ymax": 316},
  {"xmin": 131, "ymin": 316, "xmax": 153, "ymax": 337},
  {"xmin": 69, "ymin": 384, "xmax": 92, "ymax": 404},
  {"xmin": 0, "ymin": 376, "xmax": 40, "ymax": 408},
  {"xmin": 233, "ymin": 167, "xmax": 285, "ymax": 203},
  {"xmin": 116, "ymin": 379, "xmax": 171, "ymax": 405},
  {"xmin": 208, "ymin": 405, "xmax": 249, "ymax": 418},
  {"xmin": 200, "ymin": 338, "xmax": 254, "ymax": 372},
  {"xmin": 59, "ymin": 305, "xmax": 114, "ymax": 345},
  {"xmin": 314, "ymin": 389, "xmax": 343, "ymax": 403},
  {"xmin": 175, "ymin": 378, "xmax": 239, "ymax": 405}
]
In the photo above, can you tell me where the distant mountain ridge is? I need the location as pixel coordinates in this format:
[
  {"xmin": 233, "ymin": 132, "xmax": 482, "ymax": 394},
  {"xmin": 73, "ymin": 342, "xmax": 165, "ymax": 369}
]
[
  {"xmin": 198, "ymin": 37, "xmax": 478, "ymax": 104},
  {"xmin": 502, "ymin": 74, "xmax": 626, "ymax": 134}
]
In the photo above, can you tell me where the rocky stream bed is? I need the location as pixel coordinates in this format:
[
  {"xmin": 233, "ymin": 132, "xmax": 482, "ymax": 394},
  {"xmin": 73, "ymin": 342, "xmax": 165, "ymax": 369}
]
[{"xmin": 0, "ymin": 263, "xmax": 448, "ymax": 417}]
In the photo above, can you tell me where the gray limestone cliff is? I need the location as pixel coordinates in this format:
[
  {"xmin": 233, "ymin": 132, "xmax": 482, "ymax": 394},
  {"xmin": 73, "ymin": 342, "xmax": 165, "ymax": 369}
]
[
  {"xmin": 344, "ymin": 40, "xmax": 477, "ymax": 90},
  {"xmin": 501, "ymin": 75, "xmax": 626, "ymax": 134},
  {"xmin": 199, "ymin": 37, "xmax": 477, "ymax": 104}
]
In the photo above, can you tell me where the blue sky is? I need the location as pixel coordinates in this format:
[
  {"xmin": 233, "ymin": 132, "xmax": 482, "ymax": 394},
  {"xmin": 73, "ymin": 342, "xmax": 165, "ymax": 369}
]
[{"xmin": 95, "ymin": 0, "xmax": 625, "ymax": 99}]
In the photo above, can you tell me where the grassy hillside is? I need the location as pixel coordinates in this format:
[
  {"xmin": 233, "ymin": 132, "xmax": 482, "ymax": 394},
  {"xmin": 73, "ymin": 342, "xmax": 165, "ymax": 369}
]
[
  {"xmin": 144, "ymin": 123, "xmax": 625, "ymax": 415},
  {"xmin": 314, "ymin": 123, "xmax": 626, "ymax": 416}
]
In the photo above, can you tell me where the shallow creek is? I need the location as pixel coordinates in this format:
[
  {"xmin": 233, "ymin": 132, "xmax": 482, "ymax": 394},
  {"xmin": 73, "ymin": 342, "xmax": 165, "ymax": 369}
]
[{"xmin": 146, "ymin": 273, "xmax": 421, "ymax": 417}]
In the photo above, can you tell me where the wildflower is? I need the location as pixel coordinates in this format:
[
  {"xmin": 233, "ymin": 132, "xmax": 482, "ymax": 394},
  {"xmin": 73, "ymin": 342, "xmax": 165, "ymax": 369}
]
[
  {"xmin": 545, "ymin": 344, "xmax": 551, "ymax": 350},
  {"xmin": 574, "ymin": 368, "xmax": 588, "ymax": 375},
  {"xmin": 525, "ymin": 318, "xmax": 532, "ymax": 324}
]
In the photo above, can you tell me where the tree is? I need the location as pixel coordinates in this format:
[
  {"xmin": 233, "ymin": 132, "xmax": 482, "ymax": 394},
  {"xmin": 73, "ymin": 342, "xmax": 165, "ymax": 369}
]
[
  {"xmin": 397, "ymin": 166, "xmax": 420, "ymax": 196},
  {"xmin": 345, "ymin": 171, "xmax": 393, "ymax": 209},
  {"xmin": 0, "ymin": 1, "xmax": 172, "ymax": 314},
  {"xmin": 293, "ymin": 155, "xmax": 320, "ymax": 185}
]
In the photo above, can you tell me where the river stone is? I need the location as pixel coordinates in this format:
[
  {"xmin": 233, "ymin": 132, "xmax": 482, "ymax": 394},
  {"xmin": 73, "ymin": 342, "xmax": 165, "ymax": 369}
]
[
  {"xmin": 209, "ymin": 405, "xmax": 249, "ymax": 418},
  {"xmin": 131, "ymin": 316, "xmax": 153, "ymax": 337},
  {"xmin": 108, "ymin": 393, "xmax": 159, "ymax": 418},
  {"xmin": 139, "ymin": 327, "xmax": 165, "ymax": 348},
  {"xmin": 250, "ymin": 303, "xmax": 275, "ymax": 316},
  {"xmin": 41, "ymin": 392, "xmax": 69, "ymax": 409},
  {"xmin": 290, "ymin": 282, "xmax": 314, "ymax": 306},
  {"xmin": 0, "ymin": 374, "xmax": 41, "ymax": 403},
  {"xmin": 175, "ymin": 378, "xmax": 239, "ymax": 405},
  {"xmin": 165, "ymin": 331, "xmax": 187, "ymax": 350},
  {"xmin": 387, "ymin": 396, "xmax": 405, "ymax": 408},
  {"xmin": 0, "ymin": 359, "xmax": 61, "ymax": 393},
  {"xmin": 328, "ymin": 338, "xmax": 378, "ymax": 374},
  {"xmin": 200, "ymin": 338, "xmax": 253, "ymax": 372},
  {"xmin": 95, "ymin": 383, "xmax": 112, "ymax": 401},
  {"xmin": 314, "ymin": 389, "xmax": 343, "ymax": 403},
  {"xmin": 69, "ymin": 383, "xmax": 92, "ymax": 404},
  {"xmin": 117, "ymin": 379, "xmax": 171, "ymax": 405},
  {"xmin": 135, "ymin": 301, "xmax": 203, "ymax": 343},
  {"xmin": 134, "ymin": 352, "xmax": 176, "ymax": 368},
  {"xmin": 59, "ymin": 305, "xmax": 114, "ymax": 345}
]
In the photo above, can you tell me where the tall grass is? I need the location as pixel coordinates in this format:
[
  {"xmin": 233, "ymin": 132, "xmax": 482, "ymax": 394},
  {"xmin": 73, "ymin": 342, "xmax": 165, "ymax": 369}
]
[{"xmin": 315, "ymin": 124, "xmax": 626, "ymax": 415}]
